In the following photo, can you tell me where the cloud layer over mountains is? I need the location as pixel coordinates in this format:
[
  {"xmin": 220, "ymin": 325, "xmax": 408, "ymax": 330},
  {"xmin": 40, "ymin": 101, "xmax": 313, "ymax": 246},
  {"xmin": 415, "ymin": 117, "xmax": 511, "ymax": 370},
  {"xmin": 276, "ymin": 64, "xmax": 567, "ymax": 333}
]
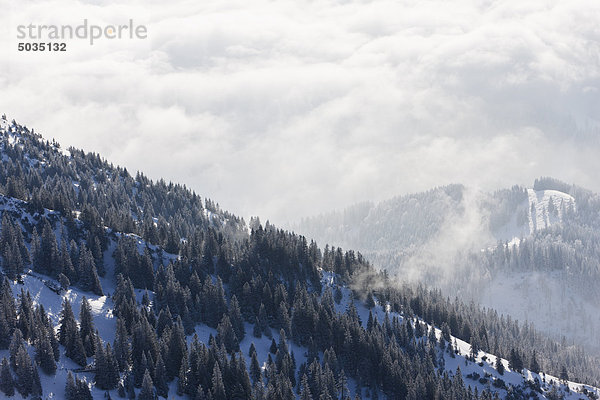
[{"xmin": 2, "ymin": 0, "xmax": 600, "ymax": 222}]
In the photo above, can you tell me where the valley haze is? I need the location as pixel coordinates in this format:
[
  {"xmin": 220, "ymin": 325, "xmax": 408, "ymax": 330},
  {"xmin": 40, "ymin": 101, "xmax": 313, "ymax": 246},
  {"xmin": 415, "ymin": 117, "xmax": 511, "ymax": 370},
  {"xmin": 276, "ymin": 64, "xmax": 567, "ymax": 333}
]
[{"xmin": 2, "ymin": 0, "xmax": 600, "ymax": 223}]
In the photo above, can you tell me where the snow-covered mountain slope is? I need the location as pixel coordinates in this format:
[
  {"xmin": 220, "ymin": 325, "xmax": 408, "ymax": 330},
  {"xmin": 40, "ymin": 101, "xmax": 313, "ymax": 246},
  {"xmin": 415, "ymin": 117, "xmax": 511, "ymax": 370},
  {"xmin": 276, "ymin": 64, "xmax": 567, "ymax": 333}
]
[
  {"xmin": 526, "ymin": 189, "xmax": 575, "ymax": 235},
  {"xmin": 294, "ymin": 180, "xmax": 600, "ymax": 356},
  {"xmin": 491, "ymin": 188, "xmax": 576, "ymax": 246},
  {"xmin": 0, "ymin": 189, "xmax": 596, "ymax": 399},
  {"xmin": 3, "ymin": 247, "xmax": 599, "ymax": 400},
  {"xmin": 479, "ymin": 270, "xmax": 600, "ymax": 351},
  {"xmin": 3, "ymin": 115, "xmax": 600, "ymax": 399},
  {"xmin": 320, "ymin": 272, "xmax": 600, "ymax": 400},
  {"xmin": 1, "ymin": 271, "xmax": 312, "ymax": 400}
]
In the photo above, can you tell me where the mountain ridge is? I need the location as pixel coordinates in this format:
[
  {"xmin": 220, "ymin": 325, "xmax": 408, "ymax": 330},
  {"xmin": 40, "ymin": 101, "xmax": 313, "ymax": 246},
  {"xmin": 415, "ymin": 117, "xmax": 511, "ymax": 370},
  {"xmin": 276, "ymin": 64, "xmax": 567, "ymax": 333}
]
[
  {"xmin": 293, "ymin": 179, "xmax": 600, "ymax": 354},
  {"xmin": 0, "ymin": 115, "xmax": 599, "ymax": 399}
]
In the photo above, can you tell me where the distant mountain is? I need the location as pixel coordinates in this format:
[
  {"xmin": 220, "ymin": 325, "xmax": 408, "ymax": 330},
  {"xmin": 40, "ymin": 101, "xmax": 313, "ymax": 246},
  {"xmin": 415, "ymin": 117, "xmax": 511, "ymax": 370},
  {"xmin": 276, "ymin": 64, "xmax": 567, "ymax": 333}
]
[
  {"xmin": 294, "ymin": 179, "xmax": 600, "ymax": 354},
  {"xmin": 0, "ymin": 115, "xmax": 599, "ymax": 399}
]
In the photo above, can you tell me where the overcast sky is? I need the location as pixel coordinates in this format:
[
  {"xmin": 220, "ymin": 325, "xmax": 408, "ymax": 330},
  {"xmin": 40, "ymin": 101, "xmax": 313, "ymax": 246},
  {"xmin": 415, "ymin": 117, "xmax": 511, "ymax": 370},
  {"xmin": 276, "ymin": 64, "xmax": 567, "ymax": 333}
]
[{"xmin": 2, "ymin": 0, "xmax": 600, "ymax": 224}]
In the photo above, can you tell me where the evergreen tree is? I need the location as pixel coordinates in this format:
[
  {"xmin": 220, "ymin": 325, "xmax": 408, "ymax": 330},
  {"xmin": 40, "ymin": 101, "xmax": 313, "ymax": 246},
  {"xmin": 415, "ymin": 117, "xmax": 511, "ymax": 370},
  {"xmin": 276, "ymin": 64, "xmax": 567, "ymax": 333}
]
[
  {"xmin": 509, "ymin": 348, "xmax": 523, "ymax": 373},
  {"xmin": 113, "ymin": 318, "xmax": 130, "ymax": 372},
  {"xmin": 0, "ymin": 278, "xmax": 17, "ymax": 350},
  {"xmin": 16, "ymin": 289, "xmax": 34, "ymax": 341},
  {"xmin": 9, "ymin": 329, "xmax": 23, "ymax": 369},
  {"xmin": 211, "ymin": 364, "xmax": 227, "ymax": 400},
  {"xmin": 30, "ymin": 228, "xmax": 41, "ymax": 271},
  {"xmin": 76, "ymin": 376, "xmax": 93, "ymax": 400},
  {"xmin": 365, "ymin": 292, "xmax": 375, "ymax": 309},
  {"xmin": 35, "ymin": 326, "xmax": 57, "ymax": 374},
  {"xmin": 79, "ymin": 297, "xmax": 96, "ymax": 357},
  {"xmin": 65, "ymin": 372, "xmax": 77, "ymax": 400},
  {"xmin": 70, "ymin": 333, "xmax": 88, "ymax": 366},
  {"xmin": 58, "ymin": 299, "xmax": 77, "ymax": 345},
  {"xmin": 138, "ymin": 369, "xmax": 155, "ymax": 400},
  {"xmin": 156, "ymin": 307, "xmax": 173, "ymax": 337},
  {"xmin": 167, "ymin": 319, "xmax": 187, "ymax": 380},
  {"xmin": 258, "ymin": 303, "xmax": 270, "ymax": 338},
  {"xmin": 124, "ymin": 372, "xmax": 136, "ymax": 399},
  {"xmin": 334, "ymin": 287, "xmax": 343, "ymax": 305},
  {"xmin": 14, "ymin": 346, "xmax": 34, "ymax": 397},
  {"xmin": 177, "ymin": 352, "xmax": 188, "ymax": 396},
  {"xmin": 154, "ymin": 353, "xmax": 169, "ymax": 398},
  {"xmin": 253, "ymin": 317, "xmax": 262, "ymax": 338},
  {"xmin": 31, "ymin": 362, "xmax": 42, "ymax": 398},
  {"xmin": 104, "ymin": 343, "xmax": 120, "ymax": 390},
  {"xmin": 0, "ymin": 357, "xmax": 14, "ymax": 397},
  {"xmin": 216, "ymin": 315, "xmax": 239, "ymax": 353},
  {"xmin": 496, "ymin": 357, "xmax": 505, "ymax": 375},
  {"xmin": 560, "ymin": 365, "xmax": 569, "ymax": 382},
  {"xmin": 337, "ymin": 369, "xmax": 349, "ymax": 399},
  {"xmin": 270, "ymin": 338, "xmax": 278, "ymax": 354},
  {"xmin": 95, "ymin": 338, "xmax": 118, "ymax": 390},
  {"xmin": 40, "ymin": 220, "xmax": 59, "ymax": 275},
  {"xmin": 250, "ymin": 350, "xmax": 262, "ymax": 384},
  {"xmin": 530, "ymin": 350, "xmax": 540, "ymax": 374},
  {"xmin": 228, "ymin": 295, "xmax": 245, "ymax": 341},
  {"xmin": 58, "ymin": 273, "xmax": 70, "ymax": 290},
  {"xmin": 78, "ymin": 245, "xmax": 104, "ymax": 295},
  {"xmin": 300, "ymin": 374, "xmax": 313, "ymax": 400}
]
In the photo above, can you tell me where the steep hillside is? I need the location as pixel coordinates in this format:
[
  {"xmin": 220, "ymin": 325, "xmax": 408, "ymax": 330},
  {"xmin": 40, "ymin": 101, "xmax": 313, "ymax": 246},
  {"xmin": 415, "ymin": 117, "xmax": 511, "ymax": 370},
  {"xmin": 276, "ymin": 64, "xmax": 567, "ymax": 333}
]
[
  {"xmin": 294, "ymin": 179, "xmax": 600, "ymax": 354},
  {"xmin": 1, "ymin": 115, "xmax": 600, "ymax": 400}
]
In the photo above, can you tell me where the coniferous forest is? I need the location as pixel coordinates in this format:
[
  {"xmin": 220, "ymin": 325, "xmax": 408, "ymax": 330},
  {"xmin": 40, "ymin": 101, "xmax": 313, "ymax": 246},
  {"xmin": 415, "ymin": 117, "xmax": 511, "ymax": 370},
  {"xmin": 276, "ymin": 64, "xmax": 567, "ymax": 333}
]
[{"xmin": 1, "ymin": 116, "xmax": 599, "ymax": 400}]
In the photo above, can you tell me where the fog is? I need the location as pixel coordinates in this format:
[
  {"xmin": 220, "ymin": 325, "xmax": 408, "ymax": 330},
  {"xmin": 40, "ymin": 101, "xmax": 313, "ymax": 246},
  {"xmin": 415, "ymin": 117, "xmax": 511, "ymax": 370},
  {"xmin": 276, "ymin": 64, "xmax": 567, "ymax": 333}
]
[{"xmin": 2, "ymin": 0, "xmax": 600, "ymax": 223}]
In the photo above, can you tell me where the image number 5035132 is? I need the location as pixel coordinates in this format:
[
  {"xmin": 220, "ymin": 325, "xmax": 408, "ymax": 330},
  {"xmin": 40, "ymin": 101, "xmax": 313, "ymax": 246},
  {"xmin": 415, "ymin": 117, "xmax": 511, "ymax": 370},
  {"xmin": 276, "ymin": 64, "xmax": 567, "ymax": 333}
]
[{"xmin": 18, "ymin": 42, "xmax": 67, "ymax": 51}]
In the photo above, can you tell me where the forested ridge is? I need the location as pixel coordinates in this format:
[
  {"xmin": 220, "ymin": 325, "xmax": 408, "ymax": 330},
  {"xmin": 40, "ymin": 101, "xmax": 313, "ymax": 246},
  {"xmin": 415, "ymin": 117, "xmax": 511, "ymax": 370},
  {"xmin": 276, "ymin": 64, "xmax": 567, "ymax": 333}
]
[{"xmin": 0, "ymin": 115, "xmax": 598, "ymax": 399}]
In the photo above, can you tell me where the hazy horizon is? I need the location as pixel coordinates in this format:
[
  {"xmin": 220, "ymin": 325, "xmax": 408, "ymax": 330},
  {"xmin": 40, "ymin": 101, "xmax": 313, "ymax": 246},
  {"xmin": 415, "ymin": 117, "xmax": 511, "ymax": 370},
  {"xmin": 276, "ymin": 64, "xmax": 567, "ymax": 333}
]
[{"xmin": 3, "ymin": 0, "xmax": 600, "ymax": 224}]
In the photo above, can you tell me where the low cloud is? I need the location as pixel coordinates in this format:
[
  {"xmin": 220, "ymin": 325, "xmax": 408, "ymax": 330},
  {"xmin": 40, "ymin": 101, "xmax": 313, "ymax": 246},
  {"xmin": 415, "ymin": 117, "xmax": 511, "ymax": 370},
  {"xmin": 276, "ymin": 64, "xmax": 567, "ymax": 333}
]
[{"xmin": 2, "ymin": 0, "xmax": 600, "ymax": 223}]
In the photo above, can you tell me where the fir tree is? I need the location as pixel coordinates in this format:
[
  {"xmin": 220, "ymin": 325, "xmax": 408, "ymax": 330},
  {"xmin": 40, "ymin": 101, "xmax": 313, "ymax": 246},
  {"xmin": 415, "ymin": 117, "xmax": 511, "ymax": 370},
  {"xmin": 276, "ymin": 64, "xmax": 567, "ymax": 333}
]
[
  {"xmin": 167, "ymin": 319, "xmax": 187, "ymax": 380},
  {"xmin": 216, "ymin": 315, "xmax": 239, "ymax": 353},
  {"xmin": 496, "ymin": 357, "xmax": 505, "ymax": 375},
  {"xmin": 530, "ymin": 350, "xmax": 540, "ymax": 374},
  {"xmin": 560, "ymin": 365, "xmax": 569, "ymax": 382},
  {"xmin": 65, "ymin": 372, "xmax": 77, "ymax": 400},
  {"xmin": 79, "ymin": 297, "xmax": 96, "ymax": 357},
  {"xmin": 211, "ymin": 364, "xmax": 227, "ymax": 400},
  {"xmin": 16, "ymin": 289, "xmax": 34, "ymax": 341},
  {"xmin": 258, "ymin": 303, "xmax": 270, "ymax": 338},
  {"xmin": 300, "ymin": 374, "xmax": 313, "ymax": 400},
  {"xmin": 509, "ymin": 348, "xmax": 523, "ymax": 373},
  {"xmin": 365, "ymin": 292, "xmax": 376, "ymax": 309},
  {"xmin": 35, "ymin": 326, "xmax": 57, "ymax": 374},
  {"xmin": 14, "ymin": 346, "xmax": 34, "ymax": 397},
  {"xmin": 0, "ymin": 357, "xmax": 14, "ymax": 397},
  {"xmin": 253, "ymin": 317, "xmax": 262, "ymax": 338},
  {"xmin": 337, "ymin": 369, "xmax": 349, "ymax": 399},
  {"xmin": 31, "ymin": 362, "xmax": 42, "ymax": 398},
  {"xmin": 334, "ymin": 287, "xmax": 343, "ymax": 305},
  {"xmin": 177, "ymin": 352, "xmax": 188, "ymax": 396},
  {"xmin": 78, "ymin": 245, "xmax": 104, "ymax": 295},
  {"xmin": 95, "ymin": 338, "xmax": 119, "ymax": 390},
  {"xmin": 228, "ymin": 295, "xmax": 245, "ymax": 341},
  {"xmin": 104, "ymin": 343, "xmax": 120, "ymax": 390},
  {"xmin": 9, "ymin": 329, "xmax": 23, "ymax": 369},
  {"xmin": 250, "ymin": 350, "xmax": 262, "ymax": 384},
  {"xmin": 154, "ymin": 353, "xmax": 169, "ymax": 398},
  {"xmin": 58, "ymin": 299, "xmax": 76, "ymax": 345},
  {"xmin": 0, "ymin": 279, "xmax": 17, "ymax": 349},
  {"xmin": 113, "ymin": 318, "xmax": 131, "ymax": 372},
  {"xmin": 138, "ymin": 369, "xmax": 155, "ymax": 400},
  {"xmin": 76, "ymin": 376, "xmax": 93, "ymax": 400}
]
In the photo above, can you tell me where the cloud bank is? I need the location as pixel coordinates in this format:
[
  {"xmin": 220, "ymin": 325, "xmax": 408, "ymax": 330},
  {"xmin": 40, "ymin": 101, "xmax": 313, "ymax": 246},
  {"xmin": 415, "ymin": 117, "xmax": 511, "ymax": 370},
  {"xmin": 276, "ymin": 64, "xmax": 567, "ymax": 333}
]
[{"xmin": 2, "ymin": 0, "xmax": 600, "ymax": 223}]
